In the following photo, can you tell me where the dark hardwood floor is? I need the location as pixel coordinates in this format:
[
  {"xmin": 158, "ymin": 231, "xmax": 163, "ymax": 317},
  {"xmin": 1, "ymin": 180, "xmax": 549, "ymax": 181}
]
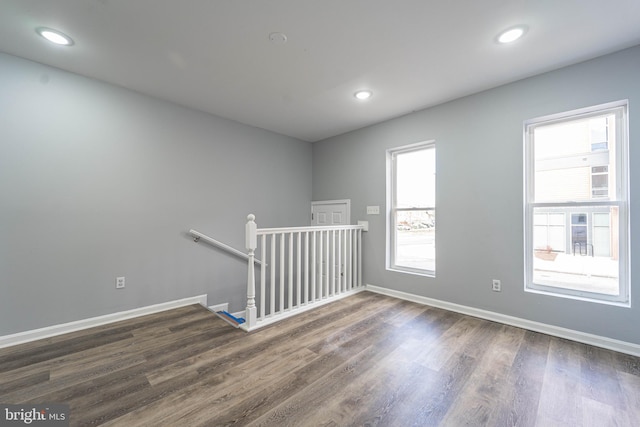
[{"xmin": 1, "ymin": 291, "xmax": 639, "ymax": 426}]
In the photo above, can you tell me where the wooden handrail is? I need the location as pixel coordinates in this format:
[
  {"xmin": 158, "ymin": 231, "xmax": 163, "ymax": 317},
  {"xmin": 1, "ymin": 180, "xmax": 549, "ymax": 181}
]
[
  {"xmin": 257, "ymin": 224, "xmax": 365, "ymax": 234},
  {"xmin": 189, "ymin": 229, "xmax": 265, "ymax": 266}
]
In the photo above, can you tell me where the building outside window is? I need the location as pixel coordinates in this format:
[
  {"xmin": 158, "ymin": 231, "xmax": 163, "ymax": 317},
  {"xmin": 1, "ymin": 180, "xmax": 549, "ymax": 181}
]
[
  {"xmin": 591, "ymin": 166, "xmax": 609, "ymax": 198},
  {"xmin": 387, "ymin": 141, "xmax": 436, "ymax": 276},
  {"xmin": 524, "ymin": 101, "xmax": 629, "ymax": 304}
]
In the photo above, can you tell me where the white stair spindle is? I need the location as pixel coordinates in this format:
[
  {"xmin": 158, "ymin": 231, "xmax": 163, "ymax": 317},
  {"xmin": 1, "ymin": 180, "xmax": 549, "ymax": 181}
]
[
  {"xmin": 336, "ymin": 230, "xmax": 344, "ymax": 294},
  {"xmin": 270, "ymin": 234, "xmax": 276, "ymax": 316},
  {"xmin": 331, "ymin": 230, "xmax": 336, "ymax": 296},
  {"xmin": 346, "ymin": 230, "xmax": 350, "ymax": 291},
  {"xmin": 280, "ymin": 232, "xmax": 285, "ymax": 312},
  {"xmin": 260, "ymin": 234, "xmax": 266, "ymax": 320},
  {"xmin": 288, "ymin": 232, "xmax": 293, "ymax": 310},
  {"xmin": 325, "ymin": 230, "xmax": 330, "ymax": 298},
  {"xmin": 353, "ymin": 229, "xmax": 358, "ymax": 289},
  {"xmin": 358, "ymin": 229, "xmax": 362, "ymax": 287},
  {"xmin": 318, "ymin": 230, "xmax": 323, "ymax": 300},
  {"xmin": 296, "ymin": 232, "xmax": 301, "ymax": 308},
  {"xmin": 349, "ymin": 230, "xmax": 356, "ymax": 290},
  {"xmin": 311, "ymin": 231, "xmax": 316, "ymax": 302},
  {"xmin": 304, "ymin": 231, "xmax": 309, "ymax": 305}
]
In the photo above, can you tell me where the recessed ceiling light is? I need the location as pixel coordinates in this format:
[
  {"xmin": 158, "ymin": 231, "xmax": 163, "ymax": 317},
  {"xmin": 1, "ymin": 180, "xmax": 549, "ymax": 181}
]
[
  {"xmin": 36, "ymin": 27, "xmax": 74, "ymax": 46},
  {"xmin": 354, "ymin": 90, "xmax": 373, "ymax": 100},
  {"xmin": 497, "ymin": 25, "xmax": 528, "ymax": 44},
  {"xmin": 268, "ymin": 32, "xmax": 288, "ymax": 44}
]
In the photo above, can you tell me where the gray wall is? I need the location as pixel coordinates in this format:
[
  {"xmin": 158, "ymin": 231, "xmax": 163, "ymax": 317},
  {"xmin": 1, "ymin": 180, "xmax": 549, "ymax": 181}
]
[
  {"xmin": 0, "ymin": 53, "xmax": 312, "ymax": 336},
  {"xmin": 313, "ymin": 45, "xmax": 640, "ymax": 345}
]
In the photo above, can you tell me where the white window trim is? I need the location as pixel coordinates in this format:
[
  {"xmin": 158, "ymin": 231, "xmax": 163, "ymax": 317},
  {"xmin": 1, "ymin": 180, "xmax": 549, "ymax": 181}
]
[
  {"xmin": 386, "ymin": 140, "xmax": 436, "ymax": 277},
  {"xmin": 523, "ymin": 100, "xmax": 630, "ymax": 305}
]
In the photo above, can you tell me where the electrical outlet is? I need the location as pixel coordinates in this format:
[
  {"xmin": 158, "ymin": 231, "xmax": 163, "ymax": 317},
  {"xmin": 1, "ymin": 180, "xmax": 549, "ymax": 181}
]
[
  {"xmin": 366, "ymin": 206, "xmax": 380, "ymax": 215},
  {"xmin": 492, "ymin": 279, "xmax": 501, "ymax": 292},
  {"xmin": 116, "ymin": 276, "xmax": 125, "ymax": 289}
]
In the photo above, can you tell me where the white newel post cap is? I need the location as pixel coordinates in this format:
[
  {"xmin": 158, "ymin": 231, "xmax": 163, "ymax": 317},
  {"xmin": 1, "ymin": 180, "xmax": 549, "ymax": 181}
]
[{"xmin": 246, "ymin": 214, "xmax": 257, "ymax": 250}]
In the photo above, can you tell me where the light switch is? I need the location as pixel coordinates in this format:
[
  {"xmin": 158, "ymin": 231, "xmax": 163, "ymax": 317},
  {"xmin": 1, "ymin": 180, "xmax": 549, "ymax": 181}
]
[{"xmin": 366, "ymin": 206, "xmax": 380, "ymax": 215}]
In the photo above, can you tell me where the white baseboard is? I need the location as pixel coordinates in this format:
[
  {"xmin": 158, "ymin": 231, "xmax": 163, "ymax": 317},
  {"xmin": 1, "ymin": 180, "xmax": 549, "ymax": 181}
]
[
  {"xmin": 0, "ymin": 294, "xmax": 208, "ymax": 349},
  {"xmin": 365, "ymin": 284, "xmax": 640, "ymax": 357},
  {"xmin": 240, "ymin": 288, "xmax": 366, "ymax": 332},
  {"xmin": 209, "ymin": 303, "xmax": 229, "ymax": 313}
]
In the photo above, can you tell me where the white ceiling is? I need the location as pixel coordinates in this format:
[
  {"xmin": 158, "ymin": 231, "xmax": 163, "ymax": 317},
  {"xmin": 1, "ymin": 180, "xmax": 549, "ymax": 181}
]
[{"xmin": 1, "ymin": 1, "xmax": 639, "ymax": 142}]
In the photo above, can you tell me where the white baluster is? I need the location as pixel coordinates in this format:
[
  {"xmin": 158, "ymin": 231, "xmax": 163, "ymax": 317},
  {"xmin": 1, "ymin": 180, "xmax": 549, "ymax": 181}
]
[
  {"xmin": 318, "ymin": 230, "xmax": 323, "ymax": 299},
  {"xmin": 296, "ymin": 232, "xmax": 301, "ymax": 308},
  {"xmin": 351, "ymin": 229, "xmax": 356, "ymax": 288},
  {"xmin": 304, "ymin": 231, "xmax": 309, "ymax": 305},
  {"xmin": 353, "ymin": 229, "xmax": 357, "ymax": 289},
  {"xmin": 270, "ymin": 234, "xmax": 276, "ymax": 316},
  {"xmin": 288, "ymin": 232, "xmax": 293, "ymax": 310},
  {"xmin": 260, "ymin": 234, "xmax": 266, "ymax": 320},
  {"xmin": 311, "ymin": 231, "xmax": 316, "ymax": 302},
  {"xmin": 326, "ymin": 231, "xmax": 330, "ymax": 298},
  {"xmin": 358, "ymin": 228, "xmax": 362, "ymax": 287},
  {"xmin": 331, "ymin": 229, "xmax": 336, "ymax": 296},
  {"xmin": 336, "ymin": 230, "xmax": 344, "ymax": 294},
  {"xmin": 347, "ymin": 229, "xmax": 352, "ymax": 290},
  {"xmin": 280, "ymin": 232, "xmax": 285, "ymax": 312}
]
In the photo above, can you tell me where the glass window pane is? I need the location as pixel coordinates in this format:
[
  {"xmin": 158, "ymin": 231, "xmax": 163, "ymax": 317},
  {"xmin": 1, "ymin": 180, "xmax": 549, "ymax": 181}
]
[
  {"xmin": 592, "ymin": 174, "xmax": 608, "ymax": 188},
  {"xmin": 395, "ymin": 209, "xmax": 435, "ymax": 271},
  {"xmin": 591, "ymin": 141, "xmax": 608, "ymax": 151},
  {"xmin": 571, "ymin": 214, "xmax": 587, "ymax": 225},
  {"xmin": 396, "ymin": 148, "xmax": 435, "ymax": 208},
  {"xmin": 593, "ymin": 212, "xmax": 610, "ymax": 227},
  {"xmin": 534, "ymin": 119, "xmax": 591, "ymax": 159},
  {"xmin": 534, "ymin": 214, "xmax": 548, "ymax": 226},
  {"xmin": 589, "ymin": 116, "xmax": 608, "ymax": 144},
  {"xmin": 532, "ymin": 206, "xmax": 619, "ymax": 296},
  {"xmin": 548, "ymin": 225, "xmax": 565, "ymax": 252},
  {"xmin": 533, "ymin": 113, "xmax": 616, "ymax": 203},
  {"xmin": 548, "ymin": 213, "xmax": 564, "ymax": 226},
  {"xmin": 533, "ymin": 226, "xmax": 548, "ymax": 250},
  {"xmin": 592, "ymin": 166, "xmax": 608, "ymax": 174}
]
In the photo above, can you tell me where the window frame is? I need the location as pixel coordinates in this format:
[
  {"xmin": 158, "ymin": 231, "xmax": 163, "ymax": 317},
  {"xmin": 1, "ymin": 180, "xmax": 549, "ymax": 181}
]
[
  {"xmin": 523, "ymin": 100, "xmax": 630, "ymax": 305},
  {"xmin": 386, "ymin": 140, "xmax": 436, "ymax": 277}
]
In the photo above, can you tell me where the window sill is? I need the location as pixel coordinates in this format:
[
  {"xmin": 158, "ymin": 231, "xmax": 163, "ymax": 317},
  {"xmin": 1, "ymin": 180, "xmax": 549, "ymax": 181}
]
[
  {"xmin": 525, "ymin": 286, "xmax": 630, "ymax": 308},
  {"xmin": 387, "ymin": 266, "xmax": 435, "ymax": 279}
]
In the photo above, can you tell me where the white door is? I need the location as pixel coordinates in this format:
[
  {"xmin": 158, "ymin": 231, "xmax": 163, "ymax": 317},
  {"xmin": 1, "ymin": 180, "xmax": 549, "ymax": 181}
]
[
  {"xmin": 311, "ymin": 200, "xmax": 350, "ymax": 226},
  {"xmin": 311, "ymin": 200, "xmax": 350, "ymax": 296}
]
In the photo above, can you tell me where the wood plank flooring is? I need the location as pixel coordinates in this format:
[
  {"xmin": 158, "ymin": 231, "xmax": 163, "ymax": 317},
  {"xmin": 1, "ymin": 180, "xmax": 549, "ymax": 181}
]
[{"xmin": 1, "ymin": 291, "xmax": 639, "ymax": 426}]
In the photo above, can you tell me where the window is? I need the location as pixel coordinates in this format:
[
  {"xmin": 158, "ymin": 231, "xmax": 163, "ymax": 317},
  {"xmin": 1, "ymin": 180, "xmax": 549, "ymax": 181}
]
[
  {"xmin": 591, "ymin": 142, "xmax": 609, "ymax": 151},
  {"xmin": 534, "ymin": 212, "xmax": 565, "ymax": 252},
  {"xmin": 387, "ymin": 141, "xmax": 436, "ymax": 276},
  {"xmin": 591, "ymin": 166, "xmax": 609, "ymax": 198},
  {"xmin": 524, "ymin": 101, "xmax": 629, "ymax": 304},
  {"xmin": 590, "ymin": 116, "xmax": 609, "ymax": 151}
]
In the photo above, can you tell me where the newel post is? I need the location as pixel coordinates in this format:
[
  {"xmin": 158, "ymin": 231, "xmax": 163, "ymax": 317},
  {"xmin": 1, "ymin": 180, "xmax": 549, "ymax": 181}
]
[{"xmin": 245, "ymin": 214, "xmax": 258, "ymax": 328}]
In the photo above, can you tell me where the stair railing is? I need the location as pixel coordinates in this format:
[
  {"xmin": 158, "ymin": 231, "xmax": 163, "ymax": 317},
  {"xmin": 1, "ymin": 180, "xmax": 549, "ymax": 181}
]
[{"xmin": 242, "ymin": 214, "xmax": 364, "ymax": 331}]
